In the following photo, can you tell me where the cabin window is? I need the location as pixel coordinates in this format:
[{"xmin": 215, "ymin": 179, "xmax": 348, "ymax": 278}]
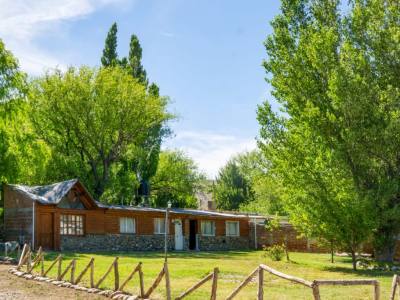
[
  {"xmin": 120, "ymin": 217, "xmax": 135, "ymax": 234},
  {"xmin": 201, "ymin": 220, "xmax": 215, "ymax": 236},
  {"xmin": 226, "ymin": 221, "xmax": 240, "ymax": 237},
  {"xmin": 60, "ymin": 215, "xmax": 84, "ymax": 235},
  {"xmin": 154, "ymin": 218, "xmax": 166, "ymax": 234}
]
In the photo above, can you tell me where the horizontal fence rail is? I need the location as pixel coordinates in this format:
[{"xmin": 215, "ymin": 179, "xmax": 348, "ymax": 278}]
[{"xmin": 10, "ymin": 243, "xmax": 387, "ymax": 300}]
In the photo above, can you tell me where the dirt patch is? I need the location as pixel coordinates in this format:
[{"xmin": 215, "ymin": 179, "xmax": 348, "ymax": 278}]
[{"xmin": 0, "ymin": 265, "xmax": 104, "ymax": 300}]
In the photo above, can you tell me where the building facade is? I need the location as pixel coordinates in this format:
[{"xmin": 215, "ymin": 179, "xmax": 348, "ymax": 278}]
[{"xmin": 3, "ymin": 179, "xmax": 251, "ymax": 252}]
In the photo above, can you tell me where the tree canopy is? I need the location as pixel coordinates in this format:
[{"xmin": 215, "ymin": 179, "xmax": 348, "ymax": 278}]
[
  {"xmin": 259, "ymin": 0, "xmax": 400, "ymax": 264},
  {"xmin": 30, "ymin": 66, "xmax": 172, "ymax": 200},
  {"xmin": 150, "ymin": 150, "xmax": 205, "ymax": 208}
]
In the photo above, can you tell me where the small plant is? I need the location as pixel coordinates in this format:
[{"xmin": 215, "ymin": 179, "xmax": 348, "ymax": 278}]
[{"xmin": 263, "ymin": 244, "xmax": 285, "ymax": 261}]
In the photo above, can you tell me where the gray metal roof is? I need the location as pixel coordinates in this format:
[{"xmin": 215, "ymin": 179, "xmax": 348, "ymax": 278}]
[
  {"xmin": 9, "ymin": 179, "xmax": 78, "ymax": 205},
  {"xmin": 98, "ymin": 202, "xmax": 251, "ymax": 219},
  {"xmin": 9, "ymin": 179, "xmax": 254, "ymax": 219}
]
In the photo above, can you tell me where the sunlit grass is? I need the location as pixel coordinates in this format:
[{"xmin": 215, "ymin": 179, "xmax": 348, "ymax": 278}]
[{"xmin": 28, "ymin": 251, "xmax": 396, "ymax": 299}]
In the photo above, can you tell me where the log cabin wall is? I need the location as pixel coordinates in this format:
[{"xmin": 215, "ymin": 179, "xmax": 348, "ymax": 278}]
[
  {"xmin": 34, "ymin": 203, "xmax": 251, "ymax": 251},
  {"xmin": 3, "ymin": 185, "xmax": 34, "ymax": 246}
]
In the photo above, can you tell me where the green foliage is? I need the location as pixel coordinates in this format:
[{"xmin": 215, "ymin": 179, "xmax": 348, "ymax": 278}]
[
  {"xmin": 29, "ymin": 66, "xmax": 173, "ymax": 200},
  {"xmin": 213, "ymin": 158, "xmax": 252, "ymax": 210},
  {"xmin": 263, "ymin": 244, "xmax": 285, "ymax": 261},
  {"xmin": 101, "ymin": 22, "xmax": 119, "ymax": 67},
  {"xmin": 150, "ymin": 150, "xmax": 205, "ymax": 208},
  {"xmin": 259, "ymin": 0, "xmax": 400, "ymax": 263},
  {"xmin": 128, "ymin": 34, "xmax": 148, "ymax": 86},
  {"xmin": 214, "ymin": 150, "xmax": 285, "ymax": 214}
]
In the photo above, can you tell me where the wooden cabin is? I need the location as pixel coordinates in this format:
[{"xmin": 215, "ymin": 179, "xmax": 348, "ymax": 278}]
[{"xmin": 2, "ymin": 179, "xmax": 251, "ymax": 251}]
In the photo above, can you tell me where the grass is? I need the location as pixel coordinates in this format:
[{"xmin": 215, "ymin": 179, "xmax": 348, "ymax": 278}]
[{"xmin": 29, "ymin": 250, "xmax": 397, "ymax": 299}]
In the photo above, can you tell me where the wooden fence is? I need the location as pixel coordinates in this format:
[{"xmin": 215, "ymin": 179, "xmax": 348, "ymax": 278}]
[{"xmin": 12, "ymin": 244, "xmax": 387, "ymax": 300}]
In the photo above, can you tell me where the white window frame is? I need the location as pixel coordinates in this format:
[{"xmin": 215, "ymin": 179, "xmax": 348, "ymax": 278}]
[
  {"xmin": 226, "ymin": 221, "xmax": 240, "ymax": 237},
  {"xmin": 154, "ymin": 218, "xmax": 166, "ymax": 234},
  {"xmin": 119, "ymin": 217, "xmax": 136, "ymax": 234},
  {"xmin": 201, "ymin": 220, "xmax": 215, "ymax": 236}
]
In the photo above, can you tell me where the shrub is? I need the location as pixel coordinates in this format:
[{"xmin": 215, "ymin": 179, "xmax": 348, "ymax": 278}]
[{"xmin": 263, "ymin": 244, "xmax": 285, "ymax": 261}]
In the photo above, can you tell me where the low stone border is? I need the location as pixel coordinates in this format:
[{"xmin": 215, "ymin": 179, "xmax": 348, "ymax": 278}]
[
  {"xmin": 8, "ymin": 267, "xmax": 144, "ymax": 300},
  {"xmin": 0, "ymin": 257, "xmax": 17, "ymax": 265}
]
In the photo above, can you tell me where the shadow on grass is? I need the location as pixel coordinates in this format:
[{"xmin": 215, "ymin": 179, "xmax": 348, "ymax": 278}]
[
  {"xmin": 42, "ymin": 250, "xmax": 256, "ymax": 261},
  {"xmin": 323, "ymin": 264, "xmax": 395, "ymax": 278}
]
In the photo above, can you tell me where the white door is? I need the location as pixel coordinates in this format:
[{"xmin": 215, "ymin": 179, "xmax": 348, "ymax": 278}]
[{"xmin": 174, "ymin": 219, "xmax": 183, "ymax": 250}]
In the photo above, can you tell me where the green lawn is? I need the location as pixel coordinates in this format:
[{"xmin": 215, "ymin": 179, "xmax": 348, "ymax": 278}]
[{"xmin": 31, "ymin": 251, "xmax": 396, "ymax": 299}]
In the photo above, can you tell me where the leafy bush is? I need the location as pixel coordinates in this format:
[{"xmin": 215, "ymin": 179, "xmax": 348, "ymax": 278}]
[{"xmin": 263, "ymin": 244, "xmax": 285, "ymax": 261}]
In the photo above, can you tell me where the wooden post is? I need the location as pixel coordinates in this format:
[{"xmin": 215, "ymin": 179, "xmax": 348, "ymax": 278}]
[
  {"xmin": 43, "ymin": 254, "xmax": 62, "ymax": 277},
  {"xmin": 312, "ymin": 282, "xmax": 321, "ymax": 300},
  {"xmin": 70, "ymin": 259, "xmax": 76, "ymax": 284},
  {"xmin": 74, "ymin": 258, "xmax": 94, "ymax": 285},
  {"xmin": 258, "ymin": 266, "xmax": 264, "ymax": 300},
  {"xmin": 144, "ymin": 266, "xmax": 165, "ymax": 298},
  {"xmin": 114, "ymin": 258, "xmax": 119, "ymax": 291},
  {"xmin": 60, "ymin": 259, "xmax": 76, "ymax": 281},
  {"xmin": 139, "ymin": 263, "xmax": 145, "ymax": 298},
  {"xmin": 18, "ymin": 244, "xmax": 29, "ymax": 268},
  {"xmin": 57, "ymin": 255, "xmax": 62, "ymax": 280},
  {"xmin": 90, "ymin": 258, "xmax": 94, "ymax": 288},
  {"xmin": 164, "ymin": 262, "xmax": 171, "ymax": 300},
  {"xmin": 390, "ymin": 275, "xmax": 398, "ymax": 300},
  {"xmin": 40, "ymin": 254, "xmax": 44, "ymax": 276},
  {"xmin": 210, "ymin": 267, "xmax": 218, "ymax": 300},
  {"xmin": 27, "ymin": 251, "xmax": 32, "ymax": 273},
  {"xmin": 119, "ymin": 262, "xmax": 142, "ymax": 291},
  {"xmin": 374, "ymin": 281, "xmax": 380, "ymax": 300},
  {"xmin": 95, "ymin": 257, "xmax": 119, "ymax": 289}
]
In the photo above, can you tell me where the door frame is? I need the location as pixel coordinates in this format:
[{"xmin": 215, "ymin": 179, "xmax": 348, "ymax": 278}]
[
  {"xmin": 174, "ymin": 219, "xmax": 184, "ymax": 250},
  {"xmin": 189, "ymin": 219, "xmax": 198, "ymax": 250}
]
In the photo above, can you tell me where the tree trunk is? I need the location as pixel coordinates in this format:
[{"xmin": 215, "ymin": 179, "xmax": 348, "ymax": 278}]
[
  {"xmin": 330, "ymin": 240, "xmax": 334, "ymax": 263},
  {"xmin": 374, "ymin": 227, "xmax": 397, "ymax": 263},
  {"xmin": 351, "ymin": 249, "xmax": 357, "ymax": 271}
]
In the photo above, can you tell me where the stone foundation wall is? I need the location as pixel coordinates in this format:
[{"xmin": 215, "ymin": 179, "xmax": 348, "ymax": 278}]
[
  {"xmin": 198, "ymin": 236, "xmax": 250, "ymax": 251},
  {"xmin": 61, "ymin": 233, "xmax": 249, "ymax": 252},
  {"xmin": 61, "ymin": 234, "xmax": 177, "ymax": 252}
]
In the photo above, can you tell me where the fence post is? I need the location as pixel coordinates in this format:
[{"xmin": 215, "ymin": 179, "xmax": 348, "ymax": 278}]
[
  {"xmin": 258, "ymin": 266, "xmax": 264, "ymax": 300},
  {"xmin": 210, "ymin": 267, "xmax": 218, "ymax": 300},
  {"xmin": 165, "ymin": 262, "xmax": 171, "ymax": 300},
  {"xmin": 57, "ymin": 256, "xmax": 62, "ymax": 280},
  {"xmin": 90, "ymin": 259, "xmax": 94, "ymax": 288},
  {"xmin": 114, "ymin": 258, "xmax": 119, "ymax": 291},
  {"xmin": 40, "ymin": 254, "xmax": 44, "ymax": 276},
  {"xmin": 312, "ymin": 282, "xmax": 321, "ymax": 300},
  {"xmin": 374, "ymin": 281, "xmax": 380, "ymax": 300},
  {"xmin": 139, "ymin": 264, "xmax": 145, "ymax": 298}
]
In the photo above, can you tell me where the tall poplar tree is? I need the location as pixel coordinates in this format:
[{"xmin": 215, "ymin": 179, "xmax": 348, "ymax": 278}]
[
  {"xmin": 259, "ymin": 0, "xmax": 400, "ymax": 263},
  {"xmin": 101, "ymin": 22, "xmax": 118, "ymax": 67}
]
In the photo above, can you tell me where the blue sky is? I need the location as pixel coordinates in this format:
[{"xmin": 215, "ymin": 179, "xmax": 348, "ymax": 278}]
[{"xmin": 0, "ymin": 0, "xmax": 281, "ymax": 178}]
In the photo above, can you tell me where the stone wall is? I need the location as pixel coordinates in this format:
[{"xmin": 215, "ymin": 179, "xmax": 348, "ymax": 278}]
[
  {"xmin": 61, "ymin": 233, "xmax": 249, "ymax": 252},
  {"xmin": 61, "ymin": 234, "xmax": 177, "ymax": 252},
  {"xmin": 198, "ymin": 235, "xmax": 250, "ymax": 251}
]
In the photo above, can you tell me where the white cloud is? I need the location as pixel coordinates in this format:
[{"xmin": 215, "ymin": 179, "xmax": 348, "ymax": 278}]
[
  {"xmin": 0, "ymin": 0, "xmax": 124, "ymax": 74},
  {"xmin": 164, "ymin": 130, "xmax": 257, "ymax": 179}
]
